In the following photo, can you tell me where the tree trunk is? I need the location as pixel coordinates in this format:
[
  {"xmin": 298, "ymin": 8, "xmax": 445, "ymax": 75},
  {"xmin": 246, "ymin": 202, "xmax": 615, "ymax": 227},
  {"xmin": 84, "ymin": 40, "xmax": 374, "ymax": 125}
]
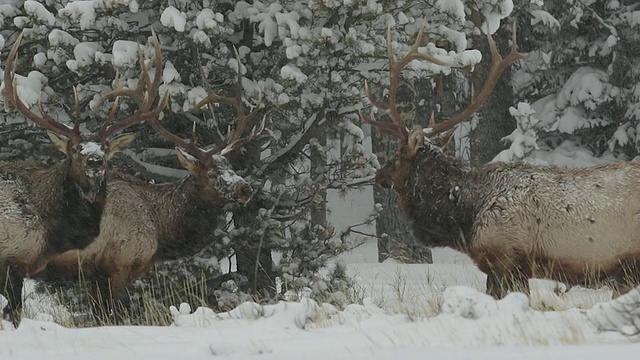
[
  {"xmin": 230, "ymin": 142, "xmax": 276, "ymax": 300},
  {"xmin": 372, "ymin": 82, "xmax": 433, "ymax": 264},
  {"xmin": 468, "ymin": 17, "xmax": 516, "ymax": 164},
  {"xmin": 310, "ymin": 132, "xmax": 327, "ymax": 228}
]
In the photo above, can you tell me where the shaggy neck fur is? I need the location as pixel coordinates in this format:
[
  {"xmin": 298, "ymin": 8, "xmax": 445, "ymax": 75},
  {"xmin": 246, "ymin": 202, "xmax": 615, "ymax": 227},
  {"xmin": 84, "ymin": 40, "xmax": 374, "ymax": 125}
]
[
  {"xmin": 142, "ymin": 177, "xmax": 226, "ymax": 261},
  {"xmin": 398, "ymin": 146, "xmax": 480, "ymax": 250},
  {"xmin": 20, "ymin": 160, "xmax": 106, "ymax": 254}
]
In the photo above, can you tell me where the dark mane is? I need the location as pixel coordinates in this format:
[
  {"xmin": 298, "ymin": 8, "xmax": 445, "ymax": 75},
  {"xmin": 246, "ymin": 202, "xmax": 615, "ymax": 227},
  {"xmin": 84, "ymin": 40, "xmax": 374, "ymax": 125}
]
[
  {"xmin": 5, "ymin": 160, "xmax": 105, "ymax": 254},
  {"xmin": 138, "ymin": 177, "xmax": 226, "ymax": 261},
  {"xmin": 399, "ymin": 147, "xmax": 480, "ymax": 249}
]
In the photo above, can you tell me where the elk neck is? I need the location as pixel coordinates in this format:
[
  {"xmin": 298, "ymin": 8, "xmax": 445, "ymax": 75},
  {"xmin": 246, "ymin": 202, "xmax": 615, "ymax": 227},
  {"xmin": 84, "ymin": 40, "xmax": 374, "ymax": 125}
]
[
  {"xmin": 138, "ymin": 176, "xmax": 227, "ymax": 260},
  {"xmin": 399, "ymin": 145, "xmax": 480, "ymax": 250},
  {"xmin": 14, "ymin": 159, "xmax": 106, "ymax": 254}
]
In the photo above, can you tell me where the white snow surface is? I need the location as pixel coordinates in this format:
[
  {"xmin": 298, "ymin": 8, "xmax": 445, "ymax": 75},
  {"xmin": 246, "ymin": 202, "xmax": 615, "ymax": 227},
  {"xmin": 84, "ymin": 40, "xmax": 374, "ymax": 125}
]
[
  {"xmin": 2, "ymin": 246, "xmax": 640, "ymax": 359},
  {"xmin": 161, "ymin": 6, "xmax": 187, "ymax": 32}
]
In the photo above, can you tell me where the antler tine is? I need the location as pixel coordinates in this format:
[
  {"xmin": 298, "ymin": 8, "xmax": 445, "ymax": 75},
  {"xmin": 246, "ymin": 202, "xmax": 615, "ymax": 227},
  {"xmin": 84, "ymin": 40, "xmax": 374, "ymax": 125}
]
[
  {"xmin": 427, "ymin": 22, "xmax": 530, "ymax": 136},
  {"xmin": 191, "ymin": 47, "xmax": 244, "ymax": 114},
  {"xmin": 361, "ymin": 20, "xmax": 460, "ymax": 141},
  {"xmin": 72, "ymin": 86, "xmax": 80, "ymax": 131},
  {"xmin": 2, "ymin": 32, "xmax": 77, "ymax": 139},
  {"xmin": 98, "ymin": 29, "xmax": 168, "ymax": 140},
  {"xmin": 191, "ymin": 49, "xmax": 262, "ymax": 156},
  {"xmin": 358, "ymin": 107, "xmax": 406, "ymax": 139},
  {"xmin": 219, "ymin": 114, "xmax": 266, "ymax": 156},
  {"xmin": 146, "ymin": 112, "xmax": 211, "ymax": 162}
]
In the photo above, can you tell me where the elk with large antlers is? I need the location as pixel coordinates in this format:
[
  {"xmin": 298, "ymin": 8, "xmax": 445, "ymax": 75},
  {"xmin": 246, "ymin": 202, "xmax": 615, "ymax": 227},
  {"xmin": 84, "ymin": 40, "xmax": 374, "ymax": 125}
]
[
  {"xmin": 0, "ymin": 31, "xmax": 166, "ymax": 323},
  {"xmin": 366, "ymin": 23, "xmax": 640, "ymax": 298},
  {"xmin": 39, "ymin": 33, "xmax": 262, "ymax": 318}
]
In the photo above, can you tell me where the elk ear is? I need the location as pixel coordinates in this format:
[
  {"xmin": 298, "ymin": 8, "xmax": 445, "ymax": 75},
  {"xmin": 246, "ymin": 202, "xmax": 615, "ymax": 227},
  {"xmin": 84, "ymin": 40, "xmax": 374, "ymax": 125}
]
[
  {"xmin": 46, "ymin": 131, "xmax": 70, "ymax": 154},
  {"xmin": 407, "ymin": 126, "xmax": 425, "ymax": 157},
  {"xmin": 175, "ymin": 147, "xmax": 200, "ymax": 173},
  {"xmin": 106, "ymin": 133, "xmax": 137, "ymax": 159}
]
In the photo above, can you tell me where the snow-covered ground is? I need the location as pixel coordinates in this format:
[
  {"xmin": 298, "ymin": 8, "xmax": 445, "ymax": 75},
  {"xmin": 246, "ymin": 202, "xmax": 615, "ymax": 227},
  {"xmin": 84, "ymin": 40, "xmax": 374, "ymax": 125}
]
[
  {"xmin": 2, "ymin": 189, "xmax": 640, "ymax": 359},
  {"xmin": 1, "ymin": 251, "xmax": 640, "ymax": 359}
]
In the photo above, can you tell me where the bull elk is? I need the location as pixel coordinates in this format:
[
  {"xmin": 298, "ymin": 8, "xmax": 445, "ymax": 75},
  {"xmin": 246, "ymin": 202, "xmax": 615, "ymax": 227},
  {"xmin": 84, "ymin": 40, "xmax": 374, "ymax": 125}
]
[
  {"xmin": 364, "ymin": 23, "xmax": 640, "ymax": 298},
  {"xmin": 0, "ymin": 31, "xmax": 166, "ymax": 323},
  {"xmin": 41, "ymin": 32, "xmax": 262, "ymax": 317}
]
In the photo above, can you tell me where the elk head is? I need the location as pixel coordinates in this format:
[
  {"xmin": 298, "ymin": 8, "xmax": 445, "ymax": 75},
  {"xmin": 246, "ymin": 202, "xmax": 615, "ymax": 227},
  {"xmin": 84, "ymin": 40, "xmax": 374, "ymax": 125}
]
[
  {"xmin": 140, "ymin": 41, "xmax": 263, "ymax": 205},
  {"xmin": 2, "ymin": 32, "xmax": 167, "ymax": 202},
  {"xmin": 363, "ymin": 23, "xmax": 529, "ymax": 195}
]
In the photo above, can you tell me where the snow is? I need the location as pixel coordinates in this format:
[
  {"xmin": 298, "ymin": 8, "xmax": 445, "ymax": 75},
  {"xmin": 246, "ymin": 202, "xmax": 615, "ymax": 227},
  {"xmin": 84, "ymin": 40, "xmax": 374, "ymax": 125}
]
[
  {"xmin": 24, "ymin": 0, "xmax": 55, "ymax": 26},
  {"xmin": 275, "ymin": 11, "xmax": 301, "ymax": 40},
  {"xmin": 530, "ymin": 10, "xmax": 561, "ymax": 29},
  {"xmin": 476, "ymin": 0, "xmax": 514, "ymax": 35},
  {"xmin": 556, "ymin": 67, "xmax": 619, "ymax": 111},
  {"xmin": 621, "ymin": 11, "xmax": 640, "ymax": 27},
  {"xmin": 0, "ymin": 70, "xmax": 48, "ymax": 110},
  {"xmin": 58, "ymin": 1, "xmax": 97, "ymax": 30},
  {"xmin": 2, "ymin": 263, "xmax": 640, "ymax": 358},
  {"xmin": 33, "ymin": 52, "xmax": 47, "ymax": 68},
  {"xmin": 67, "ymin": 42, "xmax": 104, "ymax": 71},
  {"xmin": 493, "ymin": 102, "xmax": 540, "ymax": 163},
  {"xmin": 161, "ymin": 6, "xmax": 186, "ymax": 33},
  {"xmin": 162, "ymin": 60, "xmax": 180, "ymax": 83},
  {"xmin": 196, "ymin": 9, "xmax": 224, "ymax": 30},
  {"xmin": 79, "ymin": 141, "xmax": 105, "ymax": 156},
  {"xmin": 1, "ymin": 182, "xmax": 640, "ymax": 358},
  {"xmin": 96, "ymin": 0, "xmax": 139, "ymax": 13},
  {"xmin": 281, "ymin": 64, "xmax": 308, "ymax": 83},
  {"xmin": 192, "ymin": 29, "xmax": 211, "ymax": 47},
  {"xmin": 48, "ymin": 29, "xmax": 80, "ymax": 47},
  {"xmin": 0, "ymin": 4, "xmax": 20, "ymax": 26},
  {"xmin": 112, "ymin": 40, "xmax": 140, "ymax": 68},
  {"xmin": 435, "ymin": 0, "xmax": 465, "ymax": 23}
]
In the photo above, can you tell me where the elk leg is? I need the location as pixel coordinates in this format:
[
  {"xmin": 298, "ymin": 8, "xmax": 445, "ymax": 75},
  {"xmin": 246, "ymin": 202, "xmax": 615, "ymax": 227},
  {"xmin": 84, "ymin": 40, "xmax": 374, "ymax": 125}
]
[
  {"xmin": 1, "ymin": 264, "xmax": 24, "ymax": 326},
  {"xmin": 485, "ymin": 266, "xmax": 529, "ymax": 299},
  {"xmin": 90, "ymin": 270, "xmax": 133, "ymax": 323},
  {"xmin": 611, "ymin": 258, "xmax": 640, "ymax": 295},
  {"xmin": 87, "ymin": 274, "xmax": 116, "ymax": 322},
  {"xmin": 485, "ymin": 270, "xmax": 505, "ymax": 298}
]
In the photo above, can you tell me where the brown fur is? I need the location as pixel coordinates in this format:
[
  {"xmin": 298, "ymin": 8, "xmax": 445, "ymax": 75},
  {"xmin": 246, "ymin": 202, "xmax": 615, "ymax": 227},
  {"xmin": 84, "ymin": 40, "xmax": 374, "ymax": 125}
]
[
  {"xmin": 0, "ymin": 133, "xmax": 135, "ymax": 321},
  {"xmin": 41, "ymin": 150, "xmax": 252, "ymax": 312},
  {"xmin": 378, "ymin": 126, "xmax": 640, "ymax": 298}
]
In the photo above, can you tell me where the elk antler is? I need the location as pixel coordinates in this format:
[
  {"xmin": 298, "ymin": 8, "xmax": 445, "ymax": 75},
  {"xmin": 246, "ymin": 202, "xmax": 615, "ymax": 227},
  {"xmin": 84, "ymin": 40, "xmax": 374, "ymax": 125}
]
[
  {"xmin": 191, "ymin": 50, "xmax": 264, "ymax": 156},
  {"xmin": 94, "ymin": 29, "xmax": 170, "ymax": 141},
  {"xmin": 360, "ymin": 23, "xmax": 462, "ymax": 142},
  {"xmin": 2, "ymin": 31, "xmax": 80, "ymax": 141},
  {"xmin": 362, "ymin": 22, "xmax": 530, "ymax": 141},
  {"xmin": 425, "ymin": 22, "xmax": 530, "ymax": 136},
  {"xmin": 147, "ymin": 51, "xmax": 264, "ymax": 163}
]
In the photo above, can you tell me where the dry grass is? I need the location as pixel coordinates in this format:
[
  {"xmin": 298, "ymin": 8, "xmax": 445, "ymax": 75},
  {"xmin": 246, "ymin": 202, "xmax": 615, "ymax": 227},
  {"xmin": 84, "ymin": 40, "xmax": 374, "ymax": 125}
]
[
  {"xmin": 22, "ymin": 257, "xmax": 636, "ymax": 337},
  {"xmin": 32, "ymin": 269, "xmax": 225, "ymax": 327}
]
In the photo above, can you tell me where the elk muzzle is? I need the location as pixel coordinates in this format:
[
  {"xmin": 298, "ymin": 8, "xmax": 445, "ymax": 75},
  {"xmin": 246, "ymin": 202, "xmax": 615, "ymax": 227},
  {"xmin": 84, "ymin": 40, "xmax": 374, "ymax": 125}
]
[
  {"xmin": 81, "ymin": 155, "xmax": 107, "ymax": 202},
  {"xmin": 234, "ymin": 182, "xmax": 254, "ymax": 204},
  {"xmin": 375, "ymin": 168, "xmax": 395, "ymax": 190}
]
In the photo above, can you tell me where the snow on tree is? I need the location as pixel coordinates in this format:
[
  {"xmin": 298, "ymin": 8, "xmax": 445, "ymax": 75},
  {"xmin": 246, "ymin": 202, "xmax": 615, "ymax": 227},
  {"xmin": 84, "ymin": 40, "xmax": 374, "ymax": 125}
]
[{"xmin": 510, "ymin": 0, "xmax": 640, "ymax": 167}]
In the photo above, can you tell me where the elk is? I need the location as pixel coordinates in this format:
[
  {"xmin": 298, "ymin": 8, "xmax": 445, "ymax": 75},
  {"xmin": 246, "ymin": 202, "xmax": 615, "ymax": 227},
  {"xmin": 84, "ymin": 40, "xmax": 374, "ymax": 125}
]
[
  {"xmin": 40, "ymin": 32, "xmax": 262, "ymax": 317},
  {"xmin": 0, "ymin": 31, "xmax": 166, "ymax": 323},
  {"xmin": 364, "ymin": 23, "xmax": 640, "ymax": 298}
]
